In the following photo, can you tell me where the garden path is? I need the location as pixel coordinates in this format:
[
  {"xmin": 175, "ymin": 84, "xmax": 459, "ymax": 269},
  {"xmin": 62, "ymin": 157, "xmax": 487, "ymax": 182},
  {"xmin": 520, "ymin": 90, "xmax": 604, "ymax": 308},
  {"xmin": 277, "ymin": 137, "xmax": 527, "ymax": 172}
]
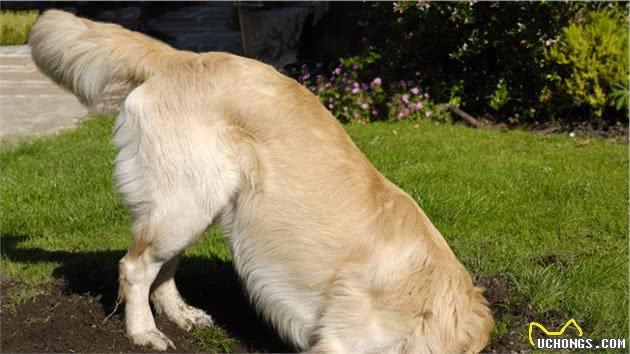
[{"xmin": 0, "ymin": 45, "xmax": 89, "ymax": 138}]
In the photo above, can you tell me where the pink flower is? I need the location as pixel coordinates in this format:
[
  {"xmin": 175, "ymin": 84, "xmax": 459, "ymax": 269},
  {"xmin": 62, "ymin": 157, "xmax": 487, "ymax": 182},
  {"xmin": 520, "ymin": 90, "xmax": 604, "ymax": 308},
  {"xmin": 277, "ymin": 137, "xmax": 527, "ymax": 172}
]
[
  {"xmin": 415, "ymin": 71, "xmax": 421, "ymax": 77},
  {"xmin": 325, "ymin": 82, "xmax": 332, "ymax": 88},
  {"xmin": 333, "ymin": 67, "xmax": 342, "ymax": 75},
  {"xmin": 318, "ymin": 87, "xmax": 324, "ymax": 93},
  {"xmin": 411, "ymin": 87, "xmax": 420, "ymax": 95},
  {"xmin": 402, "ymin": 94, "xmax": 409, "ymax": 103},
  {"xmin": 423, "ymin": 92, "xmax": 429, "ymax": 98},
  {"xmin": 328, "ymin": 103, "xmax": 334, "ymax": 109},
  {"xmin": 371, "ymin": 109, "xmax": 379, "ymax": 116},
  {"xmin": 353, "ymin": 112, "xmax": 360, "ymax": 119},
  {"xmin": 415, "ymin": 102, "xmax": 424, "ymax": 110},
  {"xmin": 396, "ymin": 112, "xmax": 404, "ymax": 120},
  {"xmin": 425, "ymin": 111, "xmax": 433, "ymax": 118},
  {"xmin": 361, "ymin": 103, "xmax": 369, "ymax": 110},
  {"xmin": 352, "ymin": 87, "xmax": 360, "ymax": 94},
  {"xmin": 370, "ymin": 77, "xmax": 382, "ymax": 88}
]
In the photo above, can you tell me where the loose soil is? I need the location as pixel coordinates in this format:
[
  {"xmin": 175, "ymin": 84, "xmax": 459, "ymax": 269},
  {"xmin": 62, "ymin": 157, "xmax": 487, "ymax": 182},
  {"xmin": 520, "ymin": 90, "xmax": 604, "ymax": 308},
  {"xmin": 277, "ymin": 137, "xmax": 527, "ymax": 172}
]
[
  {"xmin": 0, "ymin": 255, "xmax": 292, "ymax": 354},
  {"xmin": 478, "ymin": 275, "xmax": 577, "ymax": 354},
  {"xmin": 2, "ymin": 273, "xmax": 569, "ymax": 353}
]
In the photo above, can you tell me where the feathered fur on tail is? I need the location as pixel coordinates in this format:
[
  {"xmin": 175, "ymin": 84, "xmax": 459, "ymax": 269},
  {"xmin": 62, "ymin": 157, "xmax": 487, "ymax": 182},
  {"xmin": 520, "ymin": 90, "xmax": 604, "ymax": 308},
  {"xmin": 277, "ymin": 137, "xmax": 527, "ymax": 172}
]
[{"xmin": 29, "ymin": 10, "xmax": 189, "ymax": 105}]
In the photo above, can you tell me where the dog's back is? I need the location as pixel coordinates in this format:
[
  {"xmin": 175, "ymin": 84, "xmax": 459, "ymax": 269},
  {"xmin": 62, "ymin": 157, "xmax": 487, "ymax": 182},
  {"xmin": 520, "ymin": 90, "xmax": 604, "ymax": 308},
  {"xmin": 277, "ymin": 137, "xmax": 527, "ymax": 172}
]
[{"xmin": 30, "ymin": 10, "xmax": 493, "ymax": 353}]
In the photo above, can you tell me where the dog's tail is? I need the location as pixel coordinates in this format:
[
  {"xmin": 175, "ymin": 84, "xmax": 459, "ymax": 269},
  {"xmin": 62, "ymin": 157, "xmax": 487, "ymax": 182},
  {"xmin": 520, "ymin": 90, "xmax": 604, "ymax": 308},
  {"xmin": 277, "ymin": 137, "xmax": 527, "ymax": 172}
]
[{"xmin": 29, "ymin": 10, "xmax": 190, "ymax": 105}]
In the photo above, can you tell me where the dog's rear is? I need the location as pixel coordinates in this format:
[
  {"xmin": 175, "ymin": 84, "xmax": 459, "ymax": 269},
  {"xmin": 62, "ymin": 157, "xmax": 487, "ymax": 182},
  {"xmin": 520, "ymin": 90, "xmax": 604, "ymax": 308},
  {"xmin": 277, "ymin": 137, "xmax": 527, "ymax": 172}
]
[{"xmin": 30, "ymin": 10, "xmax": 493, "ymax": 353}]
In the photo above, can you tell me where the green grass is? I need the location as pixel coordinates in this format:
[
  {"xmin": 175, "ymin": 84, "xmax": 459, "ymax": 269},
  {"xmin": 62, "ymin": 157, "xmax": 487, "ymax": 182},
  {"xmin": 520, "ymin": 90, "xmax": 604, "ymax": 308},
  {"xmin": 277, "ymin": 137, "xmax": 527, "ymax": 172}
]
[
  {"xmin": 1, "ymin": 116, "xmax": 628, "ymax": 349},
  {"xmin": 0, "ymin": 11, "xmax": 39, "ymax": 46},
  {"xmin": 189, "ymin": 327, "xmax": 235, "ymax": 353}
]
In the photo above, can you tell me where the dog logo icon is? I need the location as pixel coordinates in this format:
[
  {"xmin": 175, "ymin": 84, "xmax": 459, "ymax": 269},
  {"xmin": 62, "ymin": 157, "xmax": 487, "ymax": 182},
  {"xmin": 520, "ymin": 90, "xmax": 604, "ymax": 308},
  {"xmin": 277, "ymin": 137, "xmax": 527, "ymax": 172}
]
[{"xmin": 529, "ymin": 319, "xmax": 583, "ymax": 347}]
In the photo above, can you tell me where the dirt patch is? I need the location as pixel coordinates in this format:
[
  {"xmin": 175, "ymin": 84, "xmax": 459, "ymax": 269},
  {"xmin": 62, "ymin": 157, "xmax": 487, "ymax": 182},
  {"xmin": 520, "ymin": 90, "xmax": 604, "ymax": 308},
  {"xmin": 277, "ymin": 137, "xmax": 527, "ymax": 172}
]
[
  {"xmin": 478, "ymin": 276, "xmax": 533, "ymax": 353},
  {"xmin": 0, "ymin": 236, "xmax": 293, "ymax": 353},
  {"xmin": 535, "ymin": 253, "xmax": 569, "ymax": 269},
  {"xmin": 0, "ymin": 276, "xmax": 283, "ymax": 353},
  {"xmin": 479, "ymin": 275, "xmax": 580, "ymax": 353},
  {"xmin": 459, "ymin": 111, "xmax": 629, "ymax": 144},
  {"xmin": 2, "ymin": 279, "xmax": 193, "ymax": 352},
  {"xmin": 1, "ymin": 272, "xmax": 574, "ymax": 353}
]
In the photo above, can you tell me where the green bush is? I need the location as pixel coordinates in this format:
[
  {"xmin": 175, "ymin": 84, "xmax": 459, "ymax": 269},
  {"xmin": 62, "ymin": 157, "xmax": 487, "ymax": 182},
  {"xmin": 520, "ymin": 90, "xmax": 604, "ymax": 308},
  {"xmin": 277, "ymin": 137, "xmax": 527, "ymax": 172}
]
[
  {"xmin": 0, "ymin": 11, "xmax": 39, "ymax": 46},
  {"xmin": 546, "ymin": 9, "xmax": 629, "ymax": 117},
  {"xmin": 347, "ymin": 2, "xmax": 628, "ymax": 124}
]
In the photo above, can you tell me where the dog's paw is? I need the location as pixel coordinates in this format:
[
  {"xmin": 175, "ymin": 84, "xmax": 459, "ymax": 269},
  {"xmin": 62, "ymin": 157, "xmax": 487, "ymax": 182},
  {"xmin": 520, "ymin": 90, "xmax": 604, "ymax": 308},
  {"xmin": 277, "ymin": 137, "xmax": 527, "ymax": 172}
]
[
  {"xmin": 129, "ymin": 329, "xmax": 175, "ymax": 351},
  {"xmin": 187, "ymin": 306, "xmax": 214, "ymax": 328},
  {"xmin": 170, "ymin": 305, "xmax": 214, "ymax": 331}
]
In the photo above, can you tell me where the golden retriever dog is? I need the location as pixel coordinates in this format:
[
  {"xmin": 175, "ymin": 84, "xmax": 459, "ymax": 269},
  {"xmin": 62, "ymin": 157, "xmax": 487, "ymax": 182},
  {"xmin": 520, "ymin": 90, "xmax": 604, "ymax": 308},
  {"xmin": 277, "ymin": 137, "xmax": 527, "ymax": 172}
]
[{"xmin": 29, "ymin": 10, "xmax": 493, "ymax": 353}]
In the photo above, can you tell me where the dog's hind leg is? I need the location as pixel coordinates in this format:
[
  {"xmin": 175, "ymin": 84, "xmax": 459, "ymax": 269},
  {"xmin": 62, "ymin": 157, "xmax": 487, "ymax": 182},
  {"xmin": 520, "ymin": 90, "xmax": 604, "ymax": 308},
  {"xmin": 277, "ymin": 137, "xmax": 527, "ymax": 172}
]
[
  {"xmin": 150, "ymin": 253, "xmax": 214, "ymax": 331},
  {"xmin": 114, "ymin": 83, "xmax": 241, "ymax": 350},
  {"xmin": 119, "ymin": 205, "xmax": 211, "ymax": 350}
]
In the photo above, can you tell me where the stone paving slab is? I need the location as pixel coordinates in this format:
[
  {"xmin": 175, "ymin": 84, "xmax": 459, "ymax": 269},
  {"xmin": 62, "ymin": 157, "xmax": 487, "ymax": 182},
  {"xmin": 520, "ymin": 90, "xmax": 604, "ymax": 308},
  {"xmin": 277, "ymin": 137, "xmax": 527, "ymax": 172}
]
[
  {"xmin": 0, "ymin": 45, "xmax": 89, "ymax": 138},
  {"xmin": 0, "ymin": 3, "xmax": 243, "ymax": 138}
]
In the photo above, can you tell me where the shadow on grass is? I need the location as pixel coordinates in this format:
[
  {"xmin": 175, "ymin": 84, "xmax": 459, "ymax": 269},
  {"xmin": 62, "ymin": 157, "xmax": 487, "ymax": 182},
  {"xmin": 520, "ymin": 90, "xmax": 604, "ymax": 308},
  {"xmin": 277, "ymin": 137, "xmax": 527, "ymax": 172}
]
[{"xmin": 0, "ymin": 234, "xmax": 293, "ymax": 353}]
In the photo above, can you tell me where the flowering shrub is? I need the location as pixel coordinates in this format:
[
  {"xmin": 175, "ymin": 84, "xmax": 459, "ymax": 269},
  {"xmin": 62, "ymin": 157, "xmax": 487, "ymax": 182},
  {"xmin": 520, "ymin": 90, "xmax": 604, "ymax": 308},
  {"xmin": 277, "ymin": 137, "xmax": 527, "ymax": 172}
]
[
  {"xmin": 385, "ymin": 77, "xmax": 442, "ymax": 122},
  {"xmin": 351, "ymin": 1, "xmax": 628, "ymax": 123},
  {"xmin": 290, "ymin": 2, "xmax": 627, "ymax": 125},
  {"xmin": 292, "ymin": 60, "xmax": 441, "ymax": 124}
]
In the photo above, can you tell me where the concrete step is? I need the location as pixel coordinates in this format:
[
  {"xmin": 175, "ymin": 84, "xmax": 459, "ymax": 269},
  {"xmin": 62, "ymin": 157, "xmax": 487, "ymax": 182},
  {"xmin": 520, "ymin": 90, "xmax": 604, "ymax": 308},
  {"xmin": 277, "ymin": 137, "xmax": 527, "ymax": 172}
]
[
  {"xmin": 0, "ymin": 96, "xmax": 88, "ymax": 137},
  {"xmin": 0, "ymin": 85, "xmax": 70, "ymax": 96},
  {"xmin": 0, "ymin": 45, "xmax": 89, "ymax": 137},
  {"xmin": 0, "ymin": 45, "xmax": 31, "ymax": 57},
  {"xmin": 0, "ymin": 64, "xmax": 38, "ymax": 74}
]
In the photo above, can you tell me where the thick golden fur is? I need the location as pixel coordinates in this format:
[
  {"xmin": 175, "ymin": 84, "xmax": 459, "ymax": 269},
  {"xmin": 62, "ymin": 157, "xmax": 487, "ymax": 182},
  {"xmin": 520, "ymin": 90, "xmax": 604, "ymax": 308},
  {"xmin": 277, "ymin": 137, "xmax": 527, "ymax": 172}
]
[{"xmin": 30, "ymin": 10, "xmax": 493, "ymax": 353}]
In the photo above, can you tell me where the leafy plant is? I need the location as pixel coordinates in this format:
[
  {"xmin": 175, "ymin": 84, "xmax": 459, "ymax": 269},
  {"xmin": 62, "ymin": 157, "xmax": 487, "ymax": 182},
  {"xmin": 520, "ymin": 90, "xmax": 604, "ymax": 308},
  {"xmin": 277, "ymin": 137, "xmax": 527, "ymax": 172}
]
[
  {"xmin": 489, "ymin": 78, "xmax": 510, "ymax": 111},
  {"xmin": 0, "ymin": 10, "xmax": 39, "ymax": 45},
  {"xmin": 546, "ymin": 9, "xmax": 629, "ymax": 117},
  {"xmin": 609, "ymin": 81, "xmax": 629, "ymax": 112}
]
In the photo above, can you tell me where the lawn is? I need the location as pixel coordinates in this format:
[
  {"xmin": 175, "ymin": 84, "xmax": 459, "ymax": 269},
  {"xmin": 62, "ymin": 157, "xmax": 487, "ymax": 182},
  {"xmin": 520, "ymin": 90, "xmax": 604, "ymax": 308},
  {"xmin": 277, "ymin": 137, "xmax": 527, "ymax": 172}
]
[{"xmin": 1, "ymin": 116, "xmax": 628, "ymax": 351}]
